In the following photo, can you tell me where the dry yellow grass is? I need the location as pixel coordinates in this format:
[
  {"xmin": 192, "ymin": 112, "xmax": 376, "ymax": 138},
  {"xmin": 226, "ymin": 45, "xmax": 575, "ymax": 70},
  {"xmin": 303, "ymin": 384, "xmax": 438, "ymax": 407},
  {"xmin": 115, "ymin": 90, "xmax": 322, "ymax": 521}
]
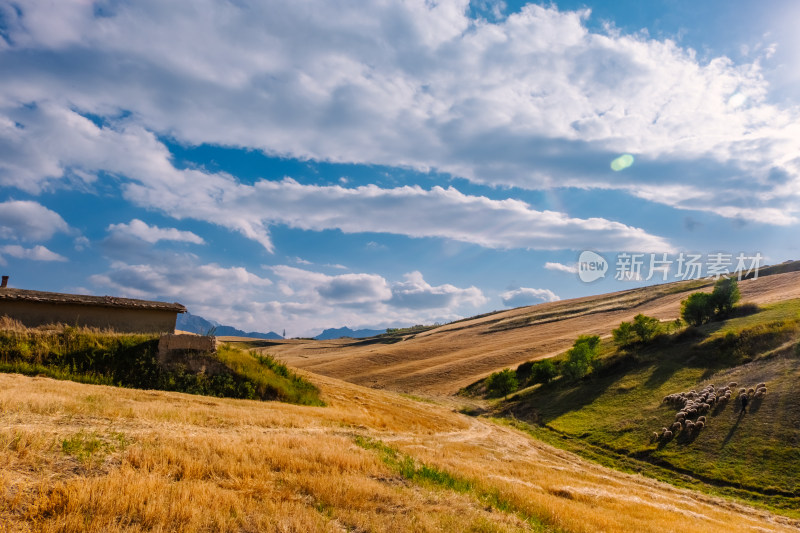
[
  {"xmin": 261, "ymin": 271, "xmax": 800, "ymax": 394},
  {"xmin": 2, "ymin": 371, "xmax": 798, "ymax": 532}
]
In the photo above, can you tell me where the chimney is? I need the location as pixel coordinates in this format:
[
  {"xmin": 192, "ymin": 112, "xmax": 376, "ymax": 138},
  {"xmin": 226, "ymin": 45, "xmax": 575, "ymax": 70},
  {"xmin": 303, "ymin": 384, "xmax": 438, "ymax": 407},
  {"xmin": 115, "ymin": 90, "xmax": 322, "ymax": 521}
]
[{"xmin": 1, "ymin": 276, "xmax": 7, "ymax": 288}]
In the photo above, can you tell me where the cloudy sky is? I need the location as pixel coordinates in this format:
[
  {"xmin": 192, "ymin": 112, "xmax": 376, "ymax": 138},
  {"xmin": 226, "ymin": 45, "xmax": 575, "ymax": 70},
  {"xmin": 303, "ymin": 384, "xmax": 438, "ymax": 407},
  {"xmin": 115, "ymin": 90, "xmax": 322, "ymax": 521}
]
[{"xmin": 1, "ymin": 0, "xmax": 798, "ymax": 336}]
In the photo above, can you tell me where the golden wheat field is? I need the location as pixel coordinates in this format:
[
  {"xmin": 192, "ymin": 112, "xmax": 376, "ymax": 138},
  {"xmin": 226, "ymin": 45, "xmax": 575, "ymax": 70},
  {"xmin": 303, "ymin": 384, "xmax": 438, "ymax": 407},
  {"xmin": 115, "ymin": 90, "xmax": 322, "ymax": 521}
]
[
  {"xmin": 262, "ymin": 271, "xmax": 800, "ymax": 395},
  {"xmin": 2, "ymin": 369, "xmax": 798, "ymax": 532}
]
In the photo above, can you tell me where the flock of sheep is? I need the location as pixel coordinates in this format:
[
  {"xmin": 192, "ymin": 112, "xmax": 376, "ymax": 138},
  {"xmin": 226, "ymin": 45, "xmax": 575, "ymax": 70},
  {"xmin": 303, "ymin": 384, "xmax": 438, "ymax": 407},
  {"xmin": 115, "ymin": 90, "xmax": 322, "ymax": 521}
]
[{"xmin": 652, "ymin": 381, "xmax": 768, "ymax": 442}]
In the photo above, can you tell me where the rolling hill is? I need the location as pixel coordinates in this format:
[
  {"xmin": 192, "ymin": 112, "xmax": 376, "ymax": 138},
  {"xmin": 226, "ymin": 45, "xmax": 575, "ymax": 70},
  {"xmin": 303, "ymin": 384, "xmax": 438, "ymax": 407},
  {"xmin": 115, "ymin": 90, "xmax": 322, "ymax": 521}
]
[
  {"xmin": 2, "ymin": 370, "xmax": 797, "ymax": 532},
  {"xmin": 260, "ymin": 268, "xmax": 800, "ymax": 395},
  {"xmin": 4, "ymin": 266, "xmax": 800, "ymax": 531}
]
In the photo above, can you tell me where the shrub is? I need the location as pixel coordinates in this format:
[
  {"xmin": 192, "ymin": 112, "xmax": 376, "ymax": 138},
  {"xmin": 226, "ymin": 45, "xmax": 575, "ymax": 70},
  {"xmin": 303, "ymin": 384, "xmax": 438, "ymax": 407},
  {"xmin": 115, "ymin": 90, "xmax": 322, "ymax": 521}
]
[
  {"xmin": 612, "ymin": 321, "xmax": 635, "ymax": 347},
  {"xmin": 486, "ymin": 368, "xmax": 518, "ymax": 398},
  {"xmin": 680, "ymin": 278, "xmax": 742, "ymax": 326},
  {"xmin": 632, "ymin": 313, "xmax": 661, "ymax": 342},
  {"xmin": 517, "ymin": 359, "xmax": 558, "ymax": 386},
  {"xmin": 681, "ymin": 292, "xmax": 713, "ymax": 326},
  {"xmin": 710, "ymin": 277, "xmax": 741, "ymax": 316},
  {"xmin": 561, "ymin": 335, "xmax": 601, "ymax": 381},
  {"xmin": 531, "ymin": 359, "xmax": 558, "ymax": 384}
]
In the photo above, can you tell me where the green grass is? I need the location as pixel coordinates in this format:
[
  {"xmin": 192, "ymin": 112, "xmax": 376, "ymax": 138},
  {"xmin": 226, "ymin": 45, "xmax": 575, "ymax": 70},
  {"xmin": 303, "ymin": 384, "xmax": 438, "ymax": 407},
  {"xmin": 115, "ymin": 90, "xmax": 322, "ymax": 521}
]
[
  {"xmin": 216, "ymin": 345, "xmax": 324, "ymax": 406},
  {"xmin": 0, "ymin": 322, "xmax": 323, "ymax": 405},
  {"xmin": 352, "ymin": 435, "xmax": 558, "ymax": 531},
  {"xmin": 61, "ymin": 430, "xmax": 130, "ymax": 464},
  {"xmin": 492, "ymin": 300, "xmax": 800, "ymax": 517}
]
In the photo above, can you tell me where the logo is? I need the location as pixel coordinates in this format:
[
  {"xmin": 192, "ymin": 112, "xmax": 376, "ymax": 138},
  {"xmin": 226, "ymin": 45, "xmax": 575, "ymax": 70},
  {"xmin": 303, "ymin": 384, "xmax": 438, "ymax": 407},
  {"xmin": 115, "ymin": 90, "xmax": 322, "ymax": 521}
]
[{"xmin": 578, "ymin": 251, "xmax": 608, "ymax": 283}]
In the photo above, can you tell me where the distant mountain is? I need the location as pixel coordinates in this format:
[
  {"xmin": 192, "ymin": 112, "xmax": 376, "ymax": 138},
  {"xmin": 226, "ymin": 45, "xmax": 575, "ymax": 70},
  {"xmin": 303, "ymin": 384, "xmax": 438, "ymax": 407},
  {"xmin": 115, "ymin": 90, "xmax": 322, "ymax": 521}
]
[
  {"xmin": 176, "ymin": 312, "xmax": 283, "ymax": 339},
  {"xmin": 314, "ymin": 326, "xmax": 385, "ymax": 340}
]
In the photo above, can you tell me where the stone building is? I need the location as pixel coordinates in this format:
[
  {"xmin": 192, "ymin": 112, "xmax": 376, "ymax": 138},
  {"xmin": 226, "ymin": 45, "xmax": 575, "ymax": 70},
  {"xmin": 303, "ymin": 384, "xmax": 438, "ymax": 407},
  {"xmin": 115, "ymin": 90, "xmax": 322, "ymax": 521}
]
[{"xmin": 0, "ymin": 281, "xmax": 186, "ymax": 333}]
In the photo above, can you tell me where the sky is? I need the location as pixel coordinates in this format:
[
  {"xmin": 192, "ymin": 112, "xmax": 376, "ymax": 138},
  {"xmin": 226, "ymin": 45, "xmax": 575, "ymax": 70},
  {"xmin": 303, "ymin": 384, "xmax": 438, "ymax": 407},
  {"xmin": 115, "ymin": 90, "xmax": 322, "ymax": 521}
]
[{"xmin": 1, "ymin": 0, "xmax": 799, "ymax": 337}]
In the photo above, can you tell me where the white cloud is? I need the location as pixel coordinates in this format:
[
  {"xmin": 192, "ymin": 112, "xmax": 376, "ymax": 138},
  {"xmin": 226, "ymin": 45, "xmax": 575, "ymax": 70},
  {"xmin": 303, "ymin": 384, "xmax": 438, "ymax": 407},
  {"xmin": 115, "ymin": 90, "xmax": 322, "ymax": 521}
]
[
  {"xmin": 107, "ymin": 219, "xmax": 205, "ymax": 244},
  {"xmin": 271, "ymin": 265, "xmax": 391, "ymax": 305},
  {"xmin": 544, "ymin": 261, "xmax": 578, "ymax": 274},
  {"xmin": 90, "ymin": 260, "xmax": 273, "ymax": 318},
  {"xmin": 90, "ymin": 258, "xmax": 487, "ymax": 336},
  {"xmin": 390, "ymin": 271, "xmax": 486, "ymax": 309},
  {"xmin": 0, "ymin": 200, "xmax": 70, "ymax": 241},
  {"xmin": 0, "ymin": 104, "xmax": 672, "ymax": 253},
  {"xmin": 1, "ymin": 1, "xmax": 798, "ymax": 224},
  {"xmin": 500, "ymin": 287, "xmax": 560, "ymax": 307},
  {"xmin": 0, "ymin": 244, "xmax": 67, "ymax": 263}
]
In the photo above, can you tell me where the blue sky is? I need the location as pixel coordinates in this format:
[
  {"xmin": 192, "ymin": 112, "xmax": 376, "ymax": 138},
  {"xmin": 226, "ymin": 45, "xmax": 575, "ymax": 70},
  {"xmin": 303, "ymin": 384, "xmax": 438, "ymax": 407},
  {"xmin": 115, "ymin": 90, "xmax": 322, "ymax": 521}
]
[{"xmin": 1, "ymin": 0, "xmax": 798, "ymax": 336}]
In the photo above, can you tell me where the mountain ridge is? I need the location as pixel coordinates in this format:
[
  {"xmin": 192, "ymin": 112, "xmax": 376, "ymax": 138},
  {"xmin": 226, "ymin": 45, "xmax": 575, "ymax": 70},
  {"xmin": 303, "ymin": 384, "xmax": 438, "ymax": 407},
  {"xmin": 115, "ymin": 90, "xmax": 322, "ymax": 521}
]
[{"xmin": 176, "ymin": 312, "xmax": 283, "ymax": 339}]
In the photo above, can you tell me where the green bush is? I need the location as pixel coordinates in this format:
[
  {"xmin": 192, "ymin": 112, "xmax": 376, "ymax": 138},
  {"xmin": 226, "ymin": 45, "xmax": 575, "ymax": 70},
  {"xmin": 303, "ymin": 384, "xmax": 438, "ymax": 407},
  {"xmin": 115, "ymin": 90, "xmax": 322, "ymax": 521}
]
[
  {"xmin": 680, "ymin": 278, "xmax": 741, "ymax": 326},
  {"xmin": 516, "ymin": 359, "xmax": 558, "ymax": 386},
  {"xmin": 486, "ymin": 368, "xmax": 518, "ymax": 398},
  {"xmin": 632, "ymin": 313, "xmax": 661, "ymax": 342},
  {"xmin": 611, "ymin": 320, "xmax": 635, "ymax": 347},
  {"xmin": 681, "ymin": 291, "xmax": 714, "ymax": 326},
  {"xmin": 711, "ymin": 277, "xmax": 741, "ymax": 316},
  {"xmin": 529, "ymin": 359, "xmax": 558, "ymax": 384},
  {"xmin": 561, "ymin": 335, "xmax": 601, "ymax": 381}
]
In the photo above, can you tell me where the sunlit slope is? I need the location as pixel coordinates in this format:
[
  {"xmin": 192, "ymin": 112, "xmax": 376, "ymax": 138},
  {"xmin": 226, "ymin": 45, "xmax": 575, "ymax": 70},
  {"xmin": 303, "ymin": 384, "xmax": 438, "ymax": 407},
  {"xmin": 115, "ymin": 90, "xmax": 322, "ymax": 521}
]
[
  {"xmin": 2, "ymin": 372, "xmax": 798, "ymax": 532},
  {"xmin": 264, "ymin": 269, "xmax": 800, "ymax": 395}
]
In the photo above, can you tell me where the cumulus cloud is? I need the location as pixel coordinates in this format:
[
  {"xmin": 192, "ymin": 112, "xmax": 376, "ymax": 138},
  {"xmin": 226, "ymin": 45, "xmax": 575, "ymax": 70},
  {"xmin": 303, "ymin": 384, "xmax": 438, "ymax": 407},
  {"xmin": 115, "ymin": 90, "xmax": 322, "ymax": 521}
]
[
  {"xmin": 500, "ymin": 287, "xmax": 560, "ymax": 307},
  {"xmin": 0, "ymin": 200, "xmax": 70, "ymax": 241},
  {"xmin": 0, "ymin": 244, "xmax": 67, "ymax": 264},
  {"xmin": 544, "ymin": 261, "xmax": 578, "ymax": 274},
  {"xmin": 390, "ymin": 271, "xmax": 486, "ymax": 309},
  {"xmin": 90, "ymin": 261, "xmax": 272, "ymax": 312},
  {"xmin": 0, "ymin": 104, "xmax": 671, "ymax": 252},
  {"xmin": 89, "ymin": 258, "xmax": 487, "ymax": 336},
  {"xmin": 107, "ymin": 219, "xmax": 205, "ymax": 244},
  {"xmin": 268, "ymin": 265, "xmax": 488, "ymax": 331},
  {"xmin": 1, "ymin": 1, "xmax": 798, "ymax": 223}
]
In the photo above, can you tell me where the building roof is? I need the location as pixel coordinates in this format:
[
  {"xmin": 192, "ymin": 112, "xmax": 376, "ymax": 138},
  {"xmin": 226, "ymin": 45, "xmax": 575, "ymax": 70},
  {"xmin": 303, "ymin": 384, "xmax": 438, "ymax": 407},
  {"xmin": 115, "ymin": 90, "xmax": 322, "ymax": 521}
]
[{"xmin": 0, "ymin": 288, "xmax": 186, "ymax": 313}]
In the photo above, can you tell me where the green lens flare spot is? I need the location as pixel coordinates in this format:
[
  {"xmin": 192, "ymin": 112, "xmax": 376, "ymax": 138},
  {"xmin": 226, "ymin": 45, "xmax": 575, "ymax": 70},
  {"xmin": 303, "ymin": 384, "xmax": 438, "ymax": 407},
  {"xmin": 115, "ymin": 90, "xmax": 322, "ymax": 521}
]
[{"xmin": 610, "ymin": 154, "xmax": 635, "ymax": 171}]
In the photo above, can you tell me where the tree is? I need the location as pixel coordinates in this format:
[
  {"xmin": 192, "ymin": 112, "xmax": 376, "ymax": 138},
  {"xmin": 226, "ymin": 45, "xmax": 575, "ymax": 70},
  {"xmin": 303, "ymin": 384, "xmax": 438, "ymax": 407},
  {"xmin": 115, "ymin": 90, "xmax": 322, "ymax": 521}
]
[
  {"xmin": 612, "ymin": 321, "xmax": 635, "ymax": 347},
  {"xmin": 530, "ymin": 359, "xmax": 558, "ymax": 384},
  {"xmin": 561, "ymin": 335, "xmax": 601, "ymax": 381},
  {"xmin": 632, "ymin": 313, "xmax": 661, "ymax": 342},
  {"xmin": 681, "ymin": 292, "xmax": 713, "ymax": 326},
  {"xmin": 486, "ymin": 368, "xmax": 518, "ymax": 397},
  {"xmin": 517, "ymin": 359, "xmax": 558, "ymax": 386},
  {"xmin": 710, "ymin": 277, "xmax": 740, "ymax": 316}
]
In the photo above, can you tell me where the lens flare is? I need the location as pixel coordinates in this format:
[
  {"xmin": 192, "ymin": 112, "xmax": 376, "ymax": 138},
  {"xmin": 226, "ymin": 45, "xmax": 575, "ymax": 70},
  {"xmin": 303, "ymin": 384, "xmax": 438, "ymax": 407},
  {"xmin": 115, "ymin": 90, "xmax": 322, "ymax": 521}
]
[{"xmin": 610, "ymin": 154, "xmax": 634, "ymax": 171}]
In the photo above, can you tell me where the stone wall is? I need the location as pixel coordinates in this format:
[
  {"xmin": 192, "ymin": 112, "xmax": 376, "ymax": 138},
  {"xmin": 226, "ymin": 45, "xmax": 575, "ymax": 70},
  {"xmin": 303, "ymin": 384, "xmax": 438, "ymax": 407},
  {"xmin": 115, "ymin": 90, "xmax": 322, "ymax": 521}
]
[
  {"xmin": 157, "ymin": 334, "xmax": 223, "ymax": 375},
  {"xmin": 0, "ymin": 301, "xmax": 179, "ymax": 333},
  {"xmin": 158, "ymin": 333, "xmax": 216, "ymax": 355}
]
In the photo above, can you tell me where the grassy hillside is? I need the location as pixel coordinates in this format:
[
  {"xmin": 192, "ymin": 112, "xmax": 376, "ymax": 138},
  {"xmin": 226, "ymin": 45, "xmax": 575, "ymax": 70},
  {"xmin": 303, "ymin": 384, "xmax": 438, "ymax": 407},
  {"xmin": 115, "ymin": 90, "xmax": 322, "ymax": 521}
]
[
  {"xmin": 3, "ymin": 371, "xmax": 798, "ymax": 532},
  {"xmin": 264, "ymin": 269, "xmax": 800, "ymax": 395},
  {"xmin": 0, "ymin": 318, "xmax": 322, "ymax": 406},
  {"xmin": 488, "ymin": 299, "xmax": 800, "ymax": 517}
]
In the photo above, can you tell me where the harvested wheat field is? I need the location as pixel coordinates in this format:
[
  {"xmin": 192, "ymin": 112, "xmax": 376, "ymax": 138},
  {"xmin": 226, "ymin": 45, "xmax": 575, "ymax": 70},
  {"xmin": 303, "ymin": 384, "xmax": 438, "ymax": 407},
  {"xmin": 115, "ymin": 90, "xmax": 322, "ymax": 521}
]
[
  {"xmin": 258, "ymin": 270, "xmax": 800, "ymax": 395},
  {"xmin": 1, "ymin": 371, "xmax": 798, "ymax": 532}
]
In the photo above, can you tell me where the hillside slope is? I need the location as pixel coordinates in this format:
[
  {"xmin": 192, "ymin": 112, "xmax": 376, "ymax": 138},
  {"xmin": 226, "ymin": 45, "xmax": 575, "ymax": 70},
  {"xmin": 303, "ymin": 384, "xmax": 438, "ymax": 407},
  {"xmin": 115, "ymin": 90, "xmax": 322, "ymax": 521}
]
[
  {"xmin": 2, "ymin": 372, "xmax": 798, "ymax": 532},
  {"xmin": 485, "ymin": 297, "xmax": 800, "ymax": 516},
  {"xmin": 263, "ymin": 270, "xmax": 800, "ymax": 394}
]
